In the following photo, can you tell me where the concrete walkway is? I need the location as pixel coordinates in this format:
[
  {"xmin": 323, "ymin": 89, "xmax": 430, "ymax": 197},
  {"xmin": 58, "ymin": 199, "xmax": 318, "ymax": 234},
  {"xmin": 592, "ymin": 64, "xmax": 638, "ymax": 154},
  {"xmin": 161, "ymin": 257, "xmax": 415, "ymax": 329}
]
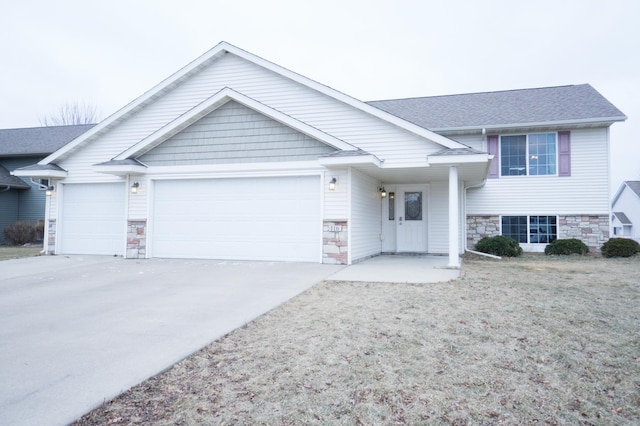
[
  {"xmin": 0, "ymin": 256, "xmax": 343, "ymax": 426},
  {"xmin": 0, "ymin": 254, "xmax": 457, "ymax": 425},
  {"xmin": 329, "ymin": 254, "xmax": 460, "ymax": 283}
]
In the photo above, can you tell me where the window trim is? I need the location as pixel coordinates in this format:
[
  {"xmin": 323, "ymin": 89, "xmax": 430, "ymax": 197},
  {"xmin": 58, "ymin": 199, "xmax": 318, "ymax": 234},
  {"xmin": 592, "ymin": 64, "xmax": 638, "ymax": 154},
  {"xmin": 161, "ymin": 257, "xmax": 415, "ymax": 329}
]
[{"xmin": 499, "ymin": 132, "xmax": 558, "ymax": 177}]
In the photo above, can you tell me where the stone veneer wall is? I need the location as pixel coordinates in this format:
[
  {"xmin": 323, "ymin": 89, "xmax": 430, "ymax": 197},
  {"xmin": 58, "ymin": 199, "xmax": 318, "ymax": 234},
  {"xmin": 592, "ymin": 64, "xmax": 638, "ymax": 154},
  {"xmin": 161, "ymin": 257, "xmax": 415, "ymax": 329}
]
[
  {"xmin": 323, "ymin": 220, "xmax": 348, "ymax": 265},
  {"xmin": 466, "ymin": 214, "xmax": 609, "ymax": 252},
  {"xmin": 559, "ymin": 215, "xmax": 609, "ymax": 251},
  {"xmin": 466, "ymin": 215, "xmax": 500, "ymax": 248},
  {"xmin": 46, "ymin": 219, "xmax": 56, "ymax": 254},
  {"xmin": 127, "ymin": 220, "xmax": 147, "ymax": 259}
]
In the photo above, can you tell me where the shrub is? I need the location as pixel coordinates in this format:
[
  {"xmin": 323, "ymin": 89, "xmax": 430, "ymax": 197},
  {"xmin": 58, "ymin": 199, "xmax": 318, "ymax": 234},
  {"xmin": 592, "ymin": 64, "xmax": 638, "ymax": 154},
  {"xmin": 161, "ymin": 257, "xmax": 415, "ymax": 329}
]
[
  {"xmin": 544, "ymin": 238, "xmax": 589, "ymax": 255},
  {"xmin": 475, "ymin": 235, "xmax": 523, "ymax": 257},
  {"xmin": 3, "ymin": 221, "xmax": 37, "ymax": 245},
  {"xmin": 601, "ymin": 238, "xmax": 640, "ymax": 258}
]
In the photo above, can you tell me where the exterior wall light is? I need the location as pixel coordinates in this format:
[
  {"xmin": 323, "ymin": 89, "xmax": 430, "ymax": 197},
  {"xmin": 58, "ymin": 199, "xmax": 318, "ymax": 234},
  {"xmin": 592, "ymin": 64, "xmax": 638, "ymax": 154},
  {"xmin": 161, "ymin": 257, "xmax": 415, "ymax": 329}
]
[
  {"xmin": 379, "ymin": 187, "xmax": 387, "ymax": 198},
  {"xmin": 45, "ymin": 185, "xmax": 55, "ymax": 196},
  {"xmin": 131, "ymin": 181, "xmax": 140, "ymax": 194},
  {"xmin": 329, "ymin": 177, "xmax": 337, "ymax": 191}
]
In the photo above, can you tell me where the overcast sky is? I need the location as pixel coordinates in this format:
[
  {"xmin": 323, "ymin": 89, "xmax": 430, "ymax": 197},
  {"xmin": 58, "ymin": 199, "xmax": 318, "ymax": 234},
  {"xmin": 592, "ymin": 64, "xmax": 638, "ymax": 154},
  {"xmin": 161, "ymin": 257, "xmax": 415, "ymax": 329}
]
[{"xmin": 1, "ymin": 0, "xmax": 638, "ymax": 191}]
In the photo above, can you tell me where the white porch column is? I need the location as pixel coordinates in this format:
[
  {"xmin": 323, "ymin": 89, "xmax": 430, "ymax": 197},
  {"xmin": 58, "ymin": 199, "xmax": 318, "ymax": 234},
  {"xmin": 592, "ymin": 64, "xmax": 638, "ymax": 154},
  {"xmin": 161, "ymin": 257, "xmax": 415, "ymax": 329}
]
[{"xmin": 448, "ymin": 165, "xmax": 460, "ymax": 268}]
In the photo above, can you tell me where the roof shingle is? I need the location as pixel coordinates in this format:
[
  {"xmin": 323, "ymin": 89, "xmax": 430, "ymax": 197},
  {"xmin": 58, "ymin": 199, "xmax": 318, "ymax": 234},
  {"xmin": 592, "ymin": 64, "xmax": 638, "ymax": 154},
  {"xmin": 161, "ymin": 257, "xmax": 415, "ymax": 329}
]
[
  {"xmin": 0, "ymin": 124, "xmax": 95, "ymax": 156},
  {"xmin": 367, "ymin": 84, "xmax": 626, "ymax": 130}
]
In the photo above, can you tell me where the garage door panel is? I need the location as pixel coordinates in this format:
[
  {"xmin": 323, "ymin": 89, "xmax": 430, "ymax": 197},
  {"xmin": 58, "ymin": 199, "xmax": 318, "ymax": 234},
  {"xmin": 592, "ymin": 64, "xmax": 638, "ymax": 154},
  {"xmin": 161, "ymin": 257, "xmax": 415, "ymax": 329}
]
[
  {"xmin": 60, "ymin": 183, "xmax": 125, "ymax": 255},
  {"xmin": 152, "ymin": 176, "xmax": 320, "ymax": 262}
]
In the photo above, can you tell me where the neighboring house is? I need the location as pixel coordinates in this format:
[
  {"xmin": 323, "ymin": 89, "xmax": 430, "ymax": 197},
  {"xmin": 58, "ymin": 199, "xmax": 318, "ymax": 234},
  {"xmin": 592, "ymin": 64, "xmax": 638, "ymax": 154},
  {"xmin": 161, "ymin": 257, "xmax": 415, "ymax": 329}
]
[
  {"xmin": 611, "ymin": 181, "xmax": 640, "ymax": 241},
  {"xmin": 13, "ymin": 42, "xmax": 626, "ymax": 265},
  {"xmin": 0, "ymin": 124, "xmax": 94, "ymax": 244}
]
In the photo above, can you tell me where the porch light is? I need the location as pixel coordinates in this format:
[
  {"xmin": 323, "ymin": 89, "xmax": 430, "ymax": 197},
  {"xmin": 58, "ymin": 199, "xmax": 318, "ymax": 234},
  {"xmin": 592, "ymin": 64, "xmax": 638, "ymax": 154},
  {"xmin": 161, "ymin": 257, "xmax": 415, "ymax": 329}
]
[
  {"xmin": 379, "ymin": 187, "xmax": 387, "ymax": 198},
  {"xmin": 45, "ymin": 185, "xmax": 55, "ymax": 196},
  {"xmin": 329, "ymin": 177, "xmax": 337, "ymax": 191},
  {"xmin": 131, "ymin": 181, "xmax": 140, "ymax": 194}
]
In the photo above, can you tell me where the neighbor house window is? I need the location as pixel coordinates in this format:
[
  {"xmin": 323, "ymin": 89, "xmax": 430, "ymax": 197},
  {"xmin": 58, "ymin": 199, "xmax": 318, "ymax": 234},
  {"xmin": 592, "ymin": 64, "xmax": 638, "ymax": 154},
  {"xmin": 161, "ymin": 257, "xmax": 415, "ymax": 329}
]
[
  {"xmin": 502, "ymin": 215, "xmax": 557, "ymax": 244},
  {"xmin": 500, "ymin": 133, "xmax": 557, "ymax": 176}
]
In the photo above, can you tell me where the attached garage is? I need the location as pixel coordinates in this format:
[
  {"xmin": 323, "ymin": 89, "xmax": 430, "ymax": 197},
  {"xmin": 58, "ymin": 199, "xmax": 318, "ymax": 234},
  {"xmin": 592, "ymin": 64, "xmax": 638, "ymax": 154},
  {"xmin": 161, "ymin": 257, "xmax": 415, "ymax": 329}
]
[
  {"xmin": 59, "ymin": 183, "xmax": 126, "ymax": 255},
  {"xmin": 150, "ymin": 176, "xmax": 321, "ymax": 262}
]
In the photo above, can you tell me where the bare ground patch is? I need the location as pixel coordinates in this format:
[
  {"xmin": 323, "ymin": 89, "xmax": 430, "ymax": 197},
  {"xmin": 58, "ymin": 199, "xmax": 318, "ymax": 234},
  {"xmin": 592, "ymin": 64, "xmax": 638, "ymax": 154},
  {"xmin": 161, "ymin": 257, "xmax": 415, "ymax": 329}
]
[
  {"xmin": 75, "ymin": 254, "xmax": 640, "ymax": 425},
  {"xmin": 0, "ymin": 245, "xmax": 42, "ymax": 260}
]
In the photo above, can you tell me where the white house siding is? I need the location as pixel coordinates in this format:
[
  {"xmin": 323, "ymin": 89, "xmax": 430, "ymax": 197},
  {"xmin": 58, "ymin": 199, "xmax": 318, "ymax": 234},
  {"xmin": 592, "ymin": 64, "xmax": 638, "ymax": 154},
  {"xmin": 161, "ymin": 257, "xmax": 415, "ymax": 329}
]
[
  {"xmin": 612, "ymin": 187, "xmax": 640, "ymax": 241},
  {"xmin": 139, "ymin": 101, "xmax": 335, "ymax": 165},
  {"xmin": 467, "ymin": 128, "xmax": 609, "ymax": 215},
  {"xmin": 323, "ymin": 168, "xmax": 350, "ymax": 220},
  {"xmin": 55, "ymin": 53, "xmax": 446, "ymax": 184},
  {"xmin": 350, "ymin": 169, "xmax": 382, "ymax": 262}
]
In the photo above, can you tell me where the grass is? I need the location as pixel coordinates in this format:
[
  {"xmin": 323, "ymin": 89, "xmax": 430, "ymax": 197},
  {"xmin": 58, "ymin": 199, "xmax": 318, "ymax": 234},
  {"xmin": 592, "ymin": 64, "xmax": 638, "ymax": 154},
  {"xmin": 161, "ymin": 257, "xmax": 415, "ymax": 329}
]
[
  {"xmin": 75, "ymin": 254, "xmax": 640, "ymax": 425},
  {"xmin": 0, "ymin": 245, "xmax": 42, "ymax": 260}
]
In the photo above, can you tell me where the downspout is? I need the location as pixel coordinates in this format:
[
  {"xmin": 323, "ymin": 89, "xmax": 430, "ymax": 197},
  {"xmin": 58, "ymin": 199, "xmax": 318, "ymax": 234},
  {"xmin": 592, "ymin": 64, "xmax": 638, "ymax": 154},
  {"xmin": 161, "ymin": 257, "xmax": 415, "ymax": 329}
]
[
  {"xmin": 0, "ymin": 185, "xmax": 10, "ymax": 193},
  {"xmin": 463, "ymin": 180, "xmax": 501, "ymax": 259},
  {"xmin": 463, "ymin": 127, "xmax": 502, "ymax": 260}
]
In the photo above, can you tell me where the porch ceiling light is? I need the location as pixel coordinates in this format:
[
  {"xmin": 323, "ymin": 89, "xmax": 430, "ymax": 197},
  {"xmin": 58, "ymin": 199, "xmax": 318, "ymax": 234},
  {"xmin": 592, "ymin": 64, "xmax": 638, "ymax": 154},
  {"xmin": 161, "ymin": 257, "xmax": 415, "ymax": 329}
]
[
  {"xmin": 329, "ymin": 177, "xmax": 337, "ymax": 191},
  {"xmin": 379, "ymin": 187, "xmax": 387, "ymax": 198},
  {"xmin": 45, "ymin": 185, "xmax": 55, "ymax": 196},
  {"xmin": 131, "ymin": 181, "xmax": 140, "ymax": 194}
]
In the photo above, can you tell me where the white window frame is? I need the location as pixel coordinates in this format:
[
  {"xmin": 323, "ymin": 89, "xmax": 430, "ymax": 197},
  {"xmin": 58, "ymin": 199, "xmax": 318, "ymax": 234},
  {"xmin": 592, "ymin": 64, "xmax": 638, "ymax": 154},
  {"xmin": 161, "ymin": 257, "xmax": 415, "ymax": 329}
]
[
  {"xmin": 499, "ymin": 132, "xmax": 558, "ymax": 177},
  {"xmin": 501, "ymin": 215, "xmax": 559, "ymax": 244}
]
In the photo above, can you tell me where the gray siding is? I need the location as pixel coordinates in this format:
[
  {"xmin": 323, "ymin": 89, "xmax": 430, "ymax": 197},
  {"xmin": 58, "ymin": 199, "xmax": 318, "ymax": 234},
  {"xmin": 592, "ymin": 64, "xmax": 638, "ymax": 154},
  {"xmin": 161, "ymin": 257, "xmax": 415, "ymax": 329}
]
[
  {"xmin": 139, "ymin": 101, "xmax": 335, "ymax": 166},
  {"xmin": 0, "ymin": 157, "xmax": 46, "ymax": 243},
  {"xmin": 0, "ymin": 190, "xmax": 19, "ymax": 244}
]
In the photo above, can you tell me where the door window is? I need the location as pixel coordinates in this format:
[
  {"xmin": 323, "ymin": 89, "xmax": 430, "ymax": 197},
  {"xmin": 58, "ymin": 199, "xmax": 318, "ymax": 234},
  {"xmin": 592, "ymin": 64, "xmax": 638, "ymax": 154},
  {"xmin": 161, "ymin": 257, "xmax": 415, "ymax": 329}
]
[{"xmin": 404, "ymin": 192, "xmax": 422, "ymax": 221}]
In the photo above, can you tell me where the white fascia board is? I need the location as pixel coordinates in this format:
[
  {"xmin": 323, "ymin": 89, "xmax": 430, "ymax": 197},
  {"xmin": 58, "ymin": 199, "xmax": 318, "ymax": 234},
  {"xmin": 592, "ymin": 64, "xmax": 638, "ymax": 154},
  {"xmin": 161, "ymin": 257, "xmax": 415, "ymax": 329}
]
[
  {"xmin": 115, "ymin": 87, "xmax": 356, "ymax": 160},
  {"xmin": 11, "ymin": 169, "xmax": 68, "ymax": 178},
  {"xmin": 426, "ymin": 153, "xmax": 492, "ymax": 166},
  {"xmin": 611, "ymin": 182, "xmax": 629, "ymax": 207},
  {"xmin": 39, "ymin": 45, "xmax": 229, "ymax": 165},
  {"xmin": 317, "ymin": 155, "xmax": 382, "ymax": 167},
  {"xmin": 432, "ymin": 117, "xmax": 628, "ymax": 134},
  {"xmin": 92, "ymin": 164, "xmax": 147, "ymax": 176}
]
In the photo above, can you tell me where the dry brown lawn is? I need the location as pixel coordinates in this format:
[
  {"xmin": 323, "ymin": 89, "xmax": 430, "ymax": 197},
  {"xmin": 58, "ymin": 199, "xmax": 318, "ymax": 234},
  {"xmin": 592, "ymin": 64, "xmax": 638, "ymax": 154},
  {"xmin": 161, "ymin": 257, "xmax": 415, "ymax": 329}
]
[
  {"xmin": 75, "ymin": 254, "xmax": 640, "ymax": 425},
  {"xmin": 0, "ymin": 245, "xmax": 42, "ymax": 260}
]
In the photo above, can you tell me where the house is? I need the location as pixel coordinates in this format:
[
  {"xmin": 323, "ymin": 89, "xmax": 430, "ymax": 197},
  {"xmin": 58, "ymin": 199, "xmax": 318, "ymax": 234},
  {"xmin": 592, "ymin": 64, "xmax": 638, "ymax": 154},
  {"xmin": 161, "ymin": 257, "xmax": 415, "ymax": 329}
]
[
  {"xmin": 13, "ymin": 42, "xmax": 626, "ymax": 265},
  {"xmin": 0, "ymin": 124, "xmax": 94, "ymax": 244},
  {"xmin": 611, "ymin": 181, "xmax": 640, "ymax": 241}
]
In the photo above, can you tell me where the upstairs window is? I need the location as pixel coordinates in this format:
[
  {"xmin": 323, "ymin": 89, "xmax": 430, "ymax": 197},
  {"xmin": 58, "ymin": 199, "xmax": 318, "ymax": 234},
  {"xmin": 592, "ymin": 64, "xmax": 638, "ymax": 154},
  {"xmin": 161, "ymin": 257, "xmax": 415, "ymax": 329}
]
[{"xmin": 500, "ymin": 133, "xmax": 557, "ymax": 176}]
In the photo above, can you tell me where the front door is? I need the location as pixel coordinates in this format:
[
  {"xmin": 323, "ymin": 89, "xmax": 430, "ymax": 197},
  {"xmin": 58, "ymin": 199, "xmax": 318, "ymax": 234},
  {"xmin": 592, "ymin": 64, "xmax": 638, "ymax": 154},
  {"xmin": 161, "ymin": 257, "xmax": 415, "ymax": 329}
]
[{"xmin": 396, "ymin": 185, "xmax": 428, "ymax": 252}]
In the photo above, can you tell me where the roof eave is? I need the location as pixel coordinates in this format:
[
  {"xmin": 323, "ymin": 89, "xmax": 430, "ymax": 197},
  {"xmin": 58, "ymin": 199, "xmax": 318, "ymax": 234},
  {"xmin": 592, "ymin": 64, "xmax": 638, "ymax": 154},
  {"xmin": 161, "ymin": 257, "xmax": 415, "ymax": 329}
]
[
  {"xmin": 432, "ymin": 116, "xmax": 628, "ymax": 134},
  {"xmin": 318, "ymin": 155, "xmax": 382, "ymax": 167},
  {"xmin": 12, "ymin": 168, "xmax": 68, "ymax": 179},
  {"xmin": 426, "ymin": 153, "xmax": 492, "ymax": 166}
]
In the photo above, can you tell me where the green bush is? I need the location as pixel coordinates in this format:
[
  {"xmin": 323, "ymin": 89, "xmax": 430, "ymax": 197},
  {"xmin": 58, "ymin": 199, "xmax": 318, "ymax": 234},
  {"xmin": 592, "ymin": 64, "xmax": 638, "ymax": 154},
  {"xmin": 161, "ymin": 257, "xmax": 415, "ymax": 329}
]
[
  {"xmin": 601, "ymin": 238, "xmax": 640, "ymax": 258},
  {"xmin": 544, "ymin": 238, "xmax": 589, "ymax": 255},
  {"xmin": 3, "ymin": 221, "xmax": 37, "ymax": 245},
  {"xmin": 475, "ymin": 235, "xmax": 523, "ymax": 257}
]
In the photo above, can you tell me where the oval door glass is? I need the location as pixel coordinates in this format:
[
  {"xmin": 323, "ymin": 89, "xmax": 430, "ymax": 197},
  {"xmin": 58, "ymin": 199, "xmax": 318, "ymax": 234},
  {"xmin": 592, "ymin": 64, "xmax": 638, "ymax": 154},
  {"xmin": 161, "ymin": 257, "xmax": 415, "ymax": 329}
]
[{"xmin": 405, "ymin": 191, "xmax": 422, "ymax": 220}]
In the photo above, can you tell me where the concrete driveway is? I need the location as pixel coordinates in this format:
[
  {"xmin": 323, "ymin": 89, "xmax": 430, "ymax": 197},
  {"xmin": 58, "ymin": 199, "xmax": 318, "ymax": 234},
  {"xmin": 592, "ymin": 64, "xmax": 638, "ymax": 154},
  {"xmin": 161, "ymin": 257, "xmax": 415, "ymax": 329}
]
[{"xmin": 0, "ymin": 255, "xmax": 343, "ymax": 426}]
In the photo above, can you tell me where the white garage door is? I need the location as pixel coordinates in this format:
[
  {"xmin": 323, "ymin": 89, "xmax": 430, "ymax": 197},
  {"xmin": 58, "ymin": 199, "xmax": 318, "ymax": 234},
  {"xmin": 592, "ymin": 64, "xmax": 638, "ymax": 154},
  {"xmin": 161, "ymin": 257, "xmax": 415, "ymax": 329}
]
[
  {"xmin": 60, "ymin": 183, "xmax": 126, "ymax": 255},
  {"xmin": 152, "ymin": 176, "xmax": 320, "ymax": 262}
]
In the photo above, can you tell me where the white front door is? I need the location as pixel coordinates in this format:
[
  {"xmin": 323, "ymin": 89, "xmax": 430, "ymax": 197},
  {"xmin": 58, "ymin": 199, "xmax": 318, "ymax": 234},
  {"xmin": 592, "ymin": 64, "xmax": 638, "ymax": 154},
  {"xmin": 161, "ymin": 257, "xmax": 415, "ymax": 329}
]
[{"xmin": 396, "ymin": 185, "xmax": 428, "ymax": 252}]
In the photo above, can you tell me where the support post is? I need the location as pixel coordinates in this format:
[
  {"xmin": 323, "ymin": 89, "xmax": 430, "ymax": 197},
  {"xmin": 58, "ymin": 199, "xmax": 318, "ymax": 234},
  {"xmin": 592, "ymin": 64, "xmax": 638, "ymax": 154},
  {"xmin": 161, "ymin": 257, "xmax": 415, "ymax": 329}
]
[{"xmin": 448, "ymin": 165, "xmax": 460, "ymax": 268}]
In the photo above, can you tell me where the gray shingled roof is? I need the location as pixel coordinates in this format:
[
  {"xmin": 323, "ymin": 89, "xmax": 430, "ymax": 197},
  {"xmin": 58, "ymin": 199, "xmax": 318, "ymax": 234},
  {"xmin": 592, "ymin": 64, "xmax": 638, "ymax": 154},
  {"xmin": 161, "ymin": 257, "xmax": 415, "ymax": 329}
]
[
  {"xmin": 613, "ymin": 212, "xmax": 632, "ymax": 225},
  {"xmin": 0, "ymin": 124, "xmax": 95, "ymax": 156},
  {"xmin": 624, "ymin": 181, "xmax": 640, "ymax": 198},
  {"xmin": 0, "ymin": 164, "xmax": 30, "ymax": 188},
  {"xmin": 367, "ymin": 84, "xmax": 626, "ymax": 130}
]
